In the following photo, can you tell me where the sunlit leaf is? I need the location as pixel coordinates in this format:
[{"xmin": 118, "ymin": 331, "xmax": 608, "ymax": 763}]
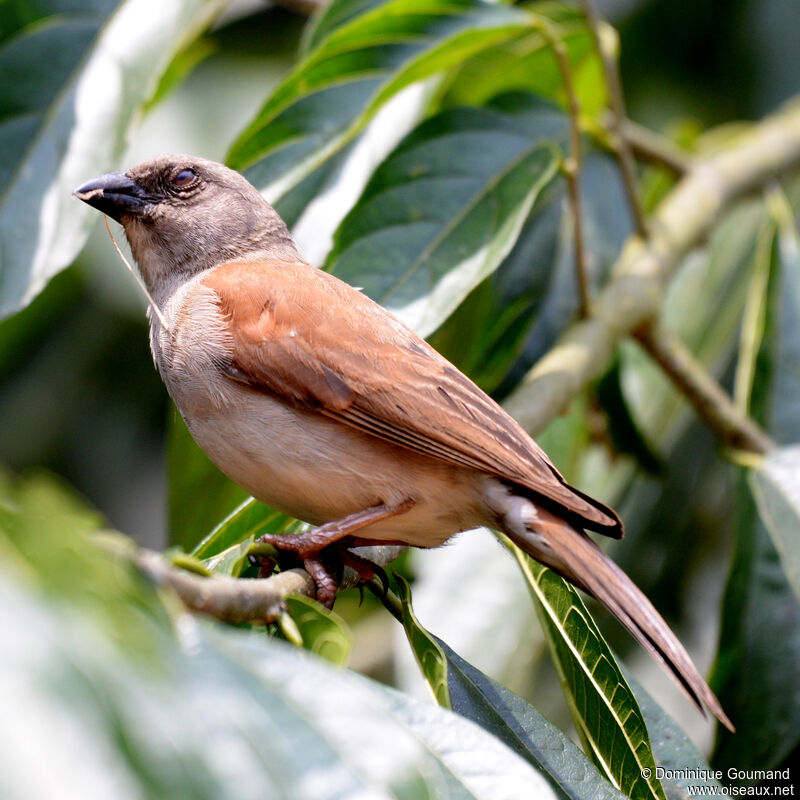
[
  {"xmin": 396, "ymin": 574, "xmax": 451, "ymax": 707},
  {"xmin": 201, "ymin": 537, "xmax": 254, "ymax": 578},
  {"xmin": 442, "ymin": 6, "xmax": 607, "ymax": 119},
  {"xmin": 283, "ymin": 594, "xmax": 353, "ymax": 666},
  {"xmin": 0, "ymin": 470, "xmax": 566, "ymax": 798},
  {"xmin": 0, "ymin": 0, "xmax": 226, "ymax": 319},
  {"xmin": 192, "ymin": 497, "xmax": 305, "ymax": 562},
  {"xmin": 327, "ymin": 95, "xmax": 564, "ymax": 336},
  {"xmin": 227, "ymin": 0, "xmax": 535, "ymax": 207}
]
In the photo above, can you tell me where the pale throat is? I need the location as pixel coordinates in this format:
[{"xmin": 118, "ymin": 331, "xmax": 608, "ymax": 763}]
[{"xmin": 122, "ymin": 218, "xmax": 200, "ymax": 309}]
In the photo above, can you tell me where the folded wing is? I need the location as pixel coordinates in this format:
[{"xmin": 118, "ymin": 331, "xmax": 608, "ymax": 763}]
[{"xmin": 204, "ymin": 258, "xmax": 622, "ymax": 536}]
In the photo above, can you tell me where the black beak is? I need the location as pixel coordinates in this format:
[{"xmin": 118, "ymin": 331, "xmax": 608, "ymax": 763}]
[{"xmin": 73, "ymin": 171, "xmax": 151, "ymax": 223}]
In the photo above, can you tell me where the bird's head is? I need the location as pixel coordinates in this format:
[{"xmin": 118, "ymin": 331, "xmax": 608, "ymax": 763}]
[{"xmin": 74, "ymin": 155, "xmax": 298, "ymax": 299}]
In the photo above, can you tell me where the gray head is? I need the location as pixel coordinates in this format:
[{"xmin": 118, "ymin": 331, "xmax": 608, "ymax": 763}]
[{"xmin": 74, "ymin": 155, "xmax": 299, "ymax": 297}]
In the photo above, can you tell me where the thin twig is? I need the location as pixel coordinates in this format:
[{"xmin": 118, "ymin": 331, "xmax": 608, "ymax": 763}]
[
  {"xmin": 634, "ymin": 324, "xmax": 775, "ymax": 455},
  {"xmin": 535, "ymin": 18, "xmax": 591, "ymax": 316},
  {"xmin": 100, "ymin": 539, "xmax": 407, "ymax": 626},
  {"xmin": 618, "ymin": 116, "xmax": 693, "ymax": 177},
  {"xmin": 136, "ymin": 548, "xmax": 315, "ymax": 623},
  {"xmin": 104, "ymin": 216, "xmax": 169, "ymax": 330},
  {"xmin": 504, "ymin": 101, "xmax": 800, "ymax": 437},
  {"xmin": 579, "ymin": 0, "xmax": 648, "ymax": 236}
]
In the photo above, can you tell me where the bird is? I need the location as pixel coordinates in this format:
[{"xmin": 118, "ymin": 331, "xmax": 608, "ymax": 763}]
[{"xmin": 74, "ymin": 154, "xmax": 732, "ymax": 730}]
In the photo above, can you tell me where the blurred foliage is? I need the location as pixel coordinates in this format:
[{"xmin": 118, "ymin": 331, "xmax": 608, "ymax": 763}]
[{"xmin": 2, "ymin": 0, "xmax": 800, "ymax": 797}]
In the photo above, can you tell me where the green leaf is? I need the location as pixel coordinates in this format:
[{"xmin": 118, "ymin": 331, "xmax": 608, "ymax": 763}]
[
  {"xmin": 623, "ymin": 671, "xmax": 728, "ymax": 800},
  {"xmin": 0, "ymin": 469, "xmax": 168, "ymax": 658},
  {"xmin": 394, "ymin": 569, "xmax": 626, "ymax": 800},
  {"xmin": 711, "ymin": 477, "xmax": 800, "ymax": 779},
  {"xmin": 713, "ymin": 195, "xmax": 800, "ymax": 777},
  {"xmin": 192, "ymin": 497, "xmax": 305, "ymax": 561},
  {"xmin": 440, "ymin": 637, "xmax": 627, "ymax": 800},
  {"xmin": 200, "ymin": 536, "xmax": 255, "ymax": 577},
  {"xmin": 227, "ymin": 0, "xmax": 535, "ymax": 206},
  {"xmin": 507, "ymin": 540, "xmax": 667, "ymax": 800},
  {"xmin": 442, "ymin": 6, "xmax": 607, "ymax": 120},
  {"xmin": 0, "ymin": 523, "xmax": 558, "ymax": 797},
  {"xmin": 283, "ymin": 594, "xmax": 353, "ymax": 666},
  {"xmin": 0, "ymin": 0, "xmax": 225, "ymax": 320},
  {"xmin": 327, "ymin": 95, "xmax": 564, "ymax": 336},
  {"xmin": 396, "ymin": 574, "xmax": 451, "ymax": 707},
  {"xmin": 749, "ymin": 446, "xmax": 800, "ymax": 603}
]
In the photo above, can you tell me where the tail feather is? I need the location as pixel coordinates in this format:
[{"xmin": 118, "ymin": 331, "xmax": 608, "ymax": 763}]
[{"xmin": 504, "ymin": 504, "xmax": 734, "ymax": 732}]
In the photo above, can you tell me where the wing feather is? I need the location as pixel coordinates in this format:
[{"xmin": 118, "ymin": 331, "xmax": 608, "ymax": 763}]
[{"xmin": 204, "ymin": 259, "xmax": 622, "ymax": 535}]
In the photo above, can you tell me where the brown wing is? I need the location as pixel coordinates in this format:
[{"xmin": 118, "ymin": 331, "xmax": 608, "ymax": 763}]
[{"xmin": 204, "ymin": 258, "xmax": 622, "ymax": 536}]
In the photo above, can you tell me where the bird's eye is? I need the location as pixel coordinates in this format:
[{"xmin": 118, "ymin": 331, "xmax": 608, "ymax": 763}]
[{"xmin": 171, "ymin": 168, "xmax": 198, "ymax": 189}]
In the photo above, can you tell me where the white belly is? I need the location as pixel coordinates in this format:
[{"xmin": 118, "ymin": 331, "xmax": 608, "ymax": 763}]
[{"xmin": 177, "ymin": 383, "xmax": 488, "ymax": 547}]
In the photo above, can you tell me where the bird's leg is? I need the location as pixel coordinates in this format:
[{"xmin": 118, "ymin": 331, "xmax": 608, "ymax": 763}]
[
  {"xmin": 255, "ymin": 499, "xmax": 415, "ymax": 607},
  {"xmin": 336, "ymin": 546, "xmax": 390, "ymax": 598}
]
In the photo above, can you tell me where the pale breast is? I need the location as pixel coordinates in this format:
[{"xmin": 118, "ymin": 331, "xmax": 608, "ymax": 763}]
[{"xmin": 151, "ymin": 279, "xmax": 489, "ymax": 547}]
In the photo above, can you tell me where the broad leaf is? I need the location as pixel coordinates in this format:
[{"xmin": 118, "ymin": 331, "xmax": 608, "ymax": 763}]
[
  {"xmin": 192, "ymin": 497, "xmax": 305, "ymax": 562},
  {"xmin": 749, "ymin": 445, "xmax": 800, "ymax": 602},
  {"xmin": 711, "ymin": 479, "xmax": 800, "ymax": 779},
  {"xmin": 326, "ymin": 95, "xmax": 564, "ymax": 336},
  {"xmin": 395, "ymin": 570, "xmax": 625, "ymax": 799},
  {"xmin": 442, "ymin": 6, "xmax": 607, "ymax": 120},
  {"xmin": 0, "ymin": 469, "xmax": 563, "ymax": 799},
  {"xmin": 396, "ymin": 575, "xmax": 451, "ymax": 707},
  {"xmin": 713, "ymin": 198, "xmax": 800, "ymax": 776},
  {"xmin": 283, "ymin": 594, "xmax": 353, "ymax": 666},
  {"xmin": 441, "ymin": 640, "xmax": 628, "ymax": 800},
  {"xmin": 623, "ymin": 671, "xmax": 728, "ymax": 800},
  {"xmin": 227, "ymin": 0, "xmax": 534, "ymax": 205},
  {"xmin": 0, "ymin": 0, "xmax": 225, "ymax": 319},
  {"xmin": 507, "ymin": 541, "xmax": 667, "ymax": 800}
]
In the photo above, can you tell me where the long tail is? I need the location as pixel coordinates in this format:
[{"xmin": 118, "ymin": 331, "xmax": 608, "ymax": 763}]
[{"xmin": 503, "ymin": 501, "xmax": 734, "ymax": 732}]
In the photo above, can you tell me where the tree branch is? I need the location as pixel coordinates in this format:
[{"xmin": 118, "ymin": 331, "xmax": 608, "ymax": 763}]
[
  {"xmin": 633, "ymin": 324, "xmax": 775, "ymax": 454},
  {"xmin": 535, "ymin": 19, "xmax": 591, "ymax": 317},
  {"xmin": 619, "ymin": 117, "xmax": 692, "ymax": 176},
  {"xmin": 135, "ymin": 548, "xmax": 315, "ymax": 623},
  {"xmin": 504, "ymin": 101, "xmax": 800, "ymax": 438},
  {"xmin": 121, "ymin": 543, "xmax": 406, "ymax": 625},
  {"xmin": 579, "ymin": 0, "xmax": 648, "ymax": 236}
]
